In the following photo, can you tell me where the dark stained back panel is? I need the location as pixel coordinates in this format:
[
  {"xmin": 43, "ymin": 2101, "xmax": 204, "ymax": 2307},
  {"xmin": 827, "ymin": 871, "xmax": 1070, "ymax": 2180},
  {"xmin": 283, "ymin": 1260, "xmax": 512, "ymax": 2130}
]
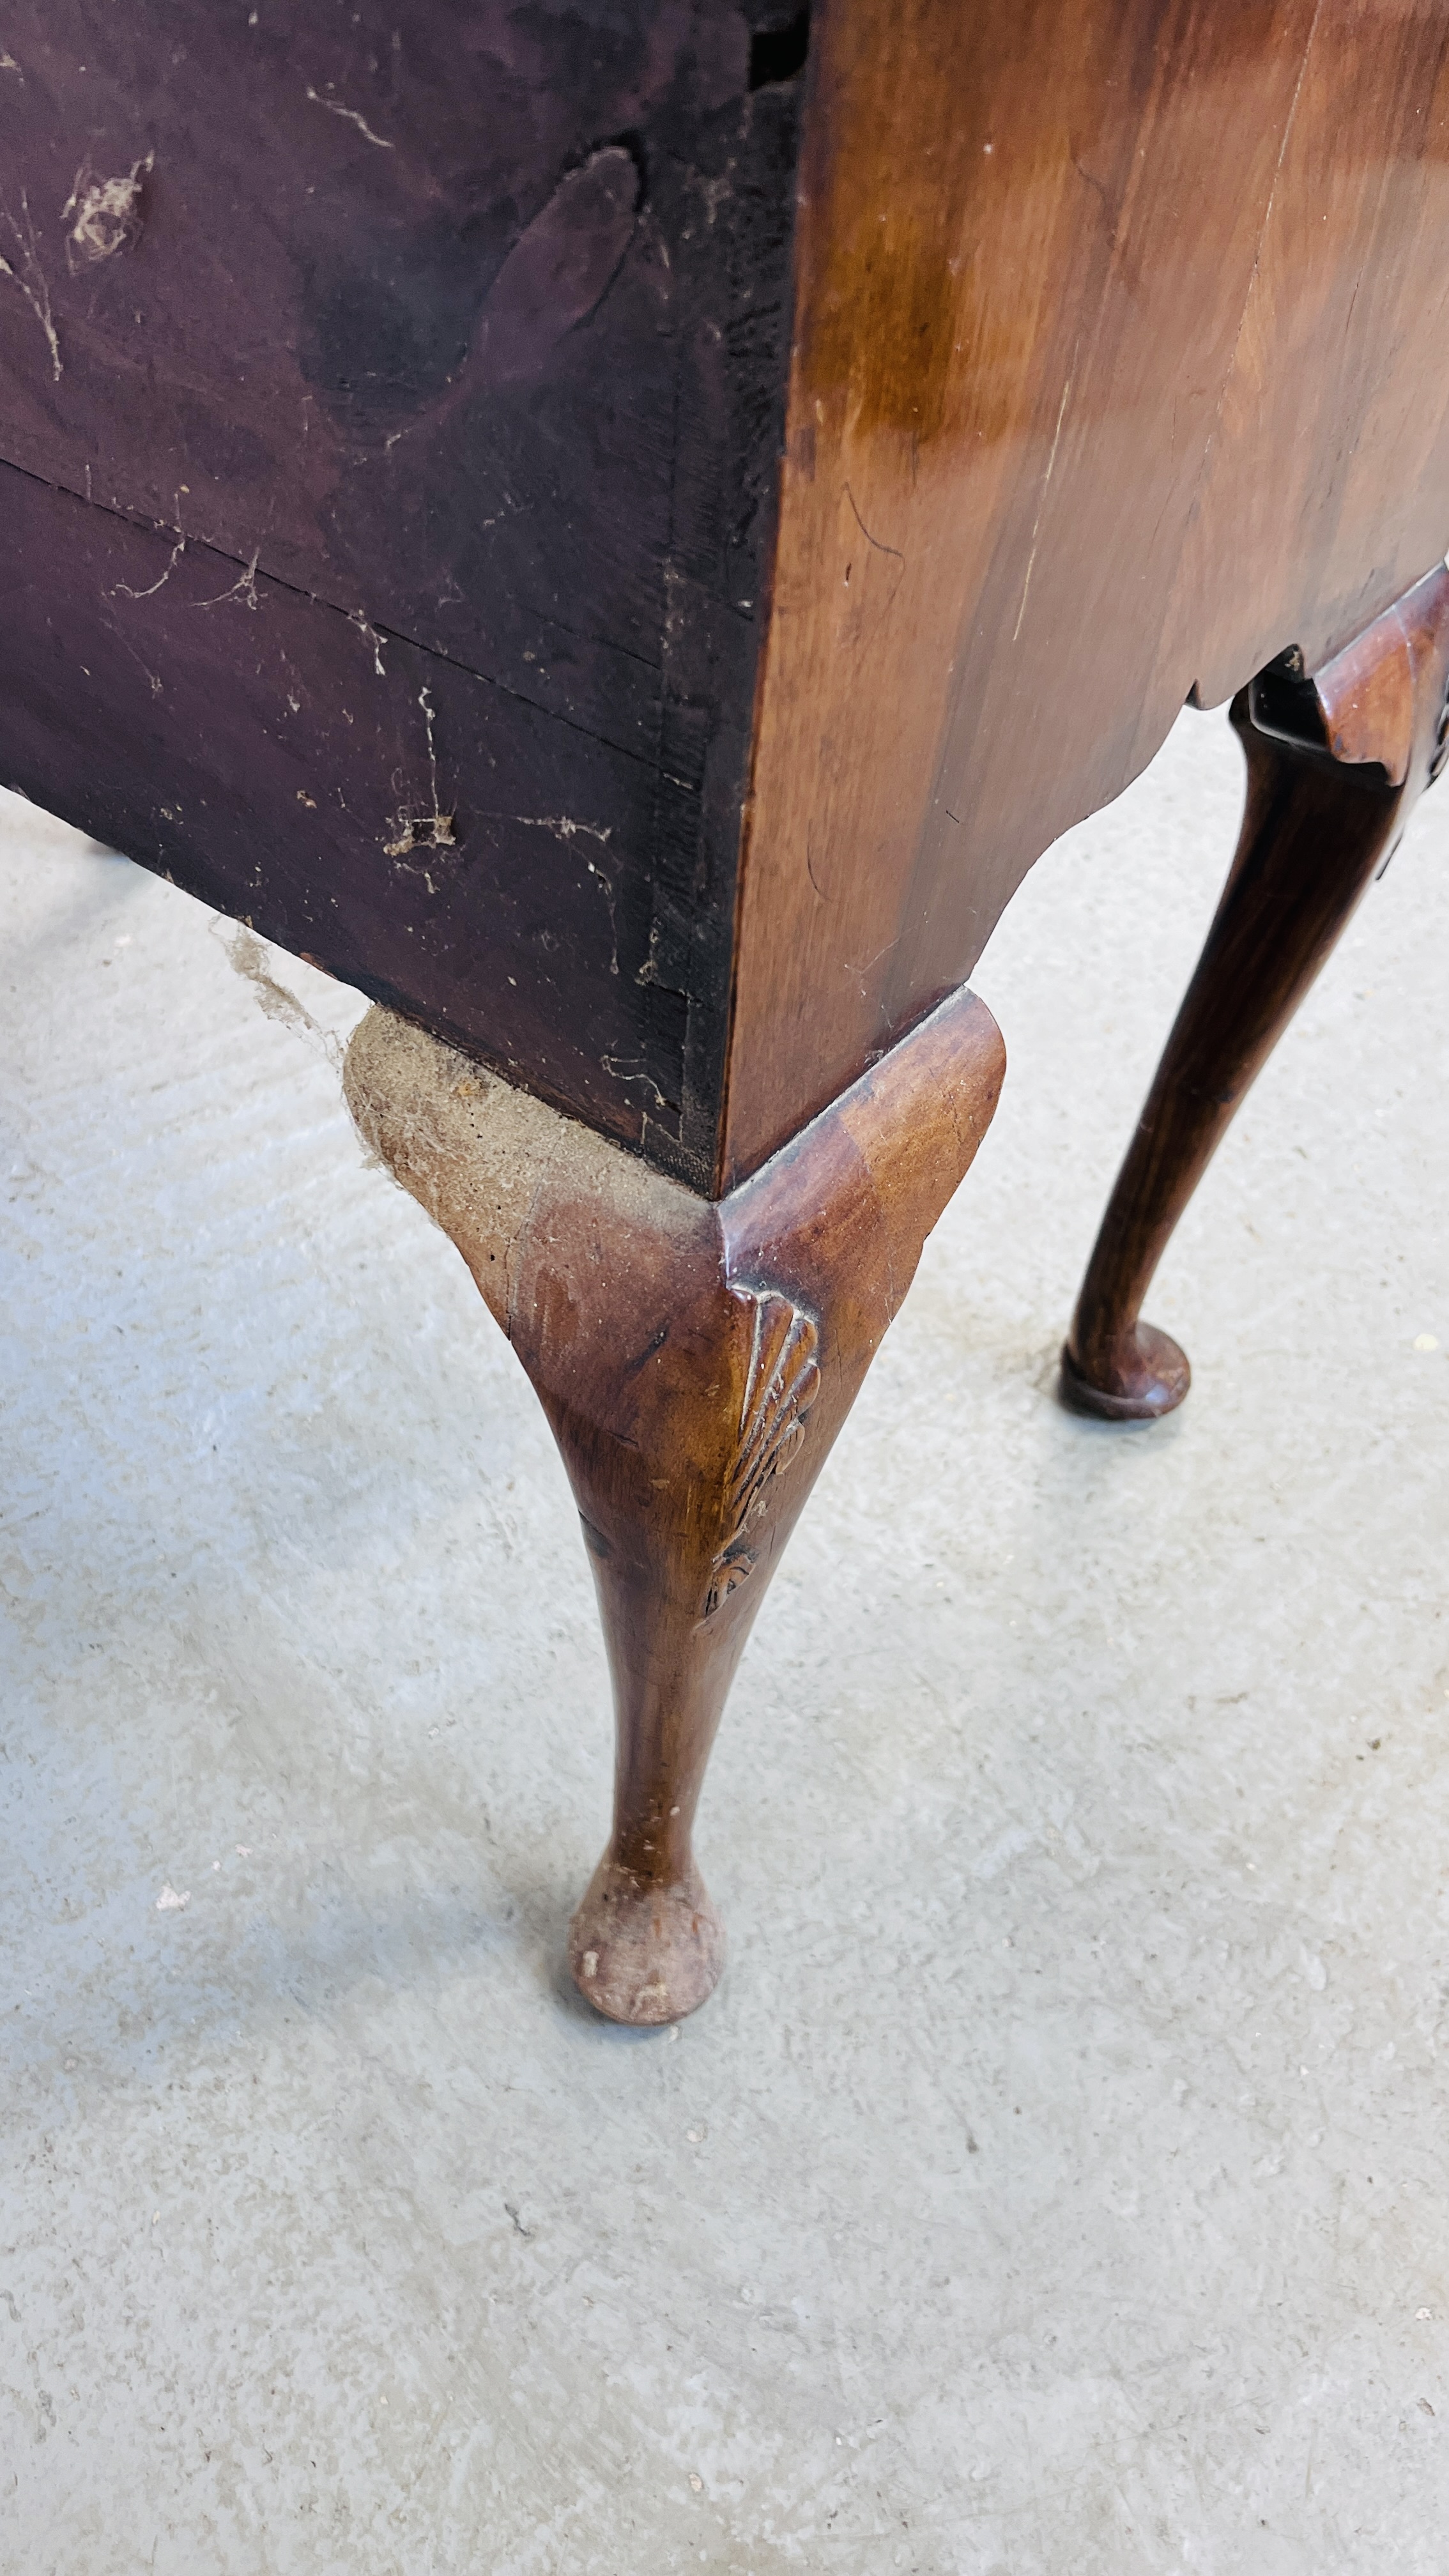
[{"xmin": 0, "ymin": 2, "xmax": 804, "ymax": 1184}]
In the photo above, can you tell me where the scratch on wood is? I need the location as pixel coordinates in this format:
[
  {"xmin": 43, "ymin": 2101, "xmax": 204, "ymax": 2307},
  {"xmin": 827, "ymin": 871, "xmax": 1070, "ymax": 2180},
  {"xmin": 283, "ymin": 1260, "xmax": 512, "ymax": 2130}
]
[
  {"xmin": 113, "ymin": 533, "xmax": 185, "ymax": 602},
  {"xmin": 842, "ymin": 931, "xmax": 901, "ymax": 1000},
  {"xmin": 516, "ymin": 815, "xmax": 622, "ymax": 974},
  {"xmin": 350, "ymin": 607, "xmax": 387, "ymax": 675},
  {"xmin": 63, "ymin": 155, "xmax": 153, "ymax": 267},
  {"xmin": 1012, "ymin": 373, "xmax": 1073, "ymax": 643},
  {"xmin": 843, "ymin": 484, "xmax": 904, "ymax": 564},
  {"xmin": 385, "ymin": 686, "xmax": 457, "ymax": 859},
  {"xmin": 197, "ymin": 548, "xmax": 261, "ymax": 611},
  {"xmin": 305, "ymin": 86, "xmax": 395, "ymax": 149},
  {"xmin": 601, "ymin": 1055, "xmax": 669, "ymax": 1107},
  {"xmin": 0, "ymin": 192, "xmax": 59, "ymax": 379},
  {"xmin": 513, "ymin": 814, "xmax": 612, "ymax": 845}
]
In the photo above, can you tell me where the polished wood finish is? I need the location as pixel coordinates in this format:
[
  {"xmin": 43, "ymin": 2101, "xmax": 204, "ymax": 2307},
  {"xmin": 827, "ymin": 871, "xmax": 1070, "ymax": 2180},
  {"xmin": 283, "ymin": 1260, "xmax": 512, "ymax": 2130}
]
[
  {"xmin": 344, "ymin": 983, "xmax": 1004, "ymax": 2018},
  {"xmin": 1063, "ymin": 561, "xmax": 1449, "ymax": 1421},
  {"xmin": 721, "ymin": 0, "xmax": 1449, "ymax": 1181},
  {"xmin": 1167, "ymin": 4, "xmax": 1449, "ymax": 717}
]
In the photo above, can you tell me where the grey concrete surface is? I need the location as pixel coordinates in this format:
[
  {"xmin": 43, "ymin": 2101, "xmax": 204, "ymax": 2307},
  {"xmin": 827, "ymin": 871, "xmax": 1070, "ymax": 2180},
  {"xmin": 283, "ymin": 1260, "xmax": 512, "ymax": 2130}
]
[{"xmin": 2, "ymin": 707, "xmax": 1448, "ymax": 2573}]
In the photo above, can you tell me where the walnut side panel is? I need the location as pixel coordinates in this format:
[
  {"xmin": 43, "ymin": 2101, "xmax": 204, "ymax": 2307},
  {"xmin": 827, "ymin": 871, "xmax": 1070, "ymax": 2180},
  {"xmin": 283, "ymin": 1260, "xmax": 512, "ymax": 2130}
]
[{"xmin": 720, "ymin": 0, "xmax": 1449, "ymax": 1185}]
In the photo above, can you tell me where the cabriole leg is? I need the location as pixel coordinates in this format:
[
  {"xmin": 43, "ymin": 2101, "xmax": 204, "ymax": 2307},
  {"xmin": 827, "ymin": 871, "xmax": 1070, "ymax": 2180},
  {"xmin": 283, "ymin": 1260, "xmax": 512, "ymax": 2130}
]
[
  {"xmin": 1062, "ymin": 562, "xmax": 1449, "ymax": 1420},
  {"xmin": 346, "ymin": 987, "xmax": 1004, "ymax": 2022}
]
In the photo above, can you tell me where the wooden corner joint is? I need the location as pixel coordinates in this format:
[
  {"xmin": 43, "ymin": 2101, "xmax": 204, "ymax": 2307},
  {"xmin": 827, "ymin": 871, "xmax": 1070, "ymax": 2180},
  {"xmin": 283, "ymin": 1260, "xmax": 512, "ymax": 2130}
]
[
  {"xmin": 1249, "ymin": 558, "xmax": 1449, "ymax": 791},
  {"xmin": 344, "ymin": 986, "xmax": 1005, "ymax": 2023}
]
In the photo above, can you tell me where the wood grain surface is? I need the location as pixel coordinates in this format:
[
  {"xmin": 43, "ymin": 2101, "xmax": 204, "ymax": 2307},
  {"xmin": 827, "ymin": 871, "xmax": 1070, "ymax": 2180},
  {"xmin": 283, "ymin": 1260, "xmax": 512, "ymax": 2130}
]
[
  {"xmin": 722, "ymin": 0, "xmax": 1449, "ymax": 1180},
  {"xmin": 344, "ymin": 977, "xmax": 1004, "ymax": 2018}
]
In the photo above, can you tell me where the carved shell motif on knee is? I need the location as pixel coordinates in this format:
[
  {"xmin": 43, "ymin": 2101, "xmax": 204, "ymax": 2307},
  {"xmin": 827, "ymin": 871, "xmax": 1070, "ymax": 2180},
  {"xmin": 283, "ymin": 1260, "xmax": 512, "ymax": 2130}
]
[{"xmin": 703, "ymin": 1288, "xmax": 821, "ymax": 1619}]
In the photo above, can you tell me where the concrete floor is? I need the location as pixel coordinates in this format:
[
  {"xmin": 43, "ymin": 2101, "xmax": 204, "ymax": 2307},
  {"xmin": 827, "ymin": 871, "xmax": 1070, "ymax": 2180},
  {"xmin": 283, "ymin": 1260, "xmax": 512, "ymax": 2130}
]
[{"xmin": 2, "ymin": 705, "xmax": 1448, "ymax": 2572}]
